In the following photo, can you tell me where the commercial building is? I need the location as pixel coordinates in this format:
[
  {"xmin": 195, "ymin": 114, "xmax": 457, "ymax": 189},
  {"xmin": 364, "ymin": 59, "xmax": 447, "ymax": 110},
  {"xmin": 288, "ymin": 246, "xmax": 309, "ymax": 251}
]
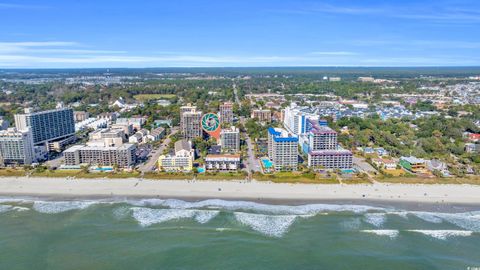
[
  {"xmin": 14, "ymin": 107, "xmax": 75, "ymax": 147},
  {"xmin": 63, "ymin": 131, "xmax": 136, "ymax": 168},
  {"xmin": 89, "ymin": 128, "xmax": 126, "ymax": 146},
  {"xmin": 219, "ymin": 102, "xmax": 234, "ymax": 123},
  {"xmin": 73, "ymin": 111, "xmax": 89, "ymax": 122},
  {"xmin": 205, "ymin": 154, "xmax": 241, "ymax": 171},
  {"xmin": 283, "ymin": 103, "xmax": 320, "ymax": 135},
  {"xmin": 0, "ymin": 117, "xmax": 9, "ymax": 130},
  {"xmin": 308, "ymin": 149, "xmax": 353, "ymax": 169},
  {"xmin": 220, "ymin": 126, "xmax": 240, "ymax": 152},
  {"xmin": 267, "ymin": 127, "xmax": 298, "ymax": 171},
  {"xmin": 157, "ymin": 140, "xmax": 194, "ymax": 172},
  {"xmin": 251, "ymin": 109, "xmax": 272, "ymax": 123},
  {"xmin": 181, "ymin": 107, "xmax": 203, "ymax": 140},
  {"xmin": 0, "ymin": 128, "xmax": 35, "ymax": 166},
  {"xmin": 115, "ymin": 117, "xmax": 145, "ymax": 131}
]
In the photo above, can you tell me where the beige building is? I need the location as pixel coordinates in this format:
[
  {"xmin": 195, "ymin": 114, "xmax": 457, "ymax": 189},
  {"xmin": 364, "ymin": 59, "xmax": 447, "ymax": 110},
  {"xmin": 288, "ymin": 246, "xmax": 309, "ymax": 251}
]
[
  {"xmin": 157, "ymin": 140, "xmax": 194, "ymax": 172},
  {"xmin": 251, "ymin": 109, "xmax": 272, "ymax": 123}
]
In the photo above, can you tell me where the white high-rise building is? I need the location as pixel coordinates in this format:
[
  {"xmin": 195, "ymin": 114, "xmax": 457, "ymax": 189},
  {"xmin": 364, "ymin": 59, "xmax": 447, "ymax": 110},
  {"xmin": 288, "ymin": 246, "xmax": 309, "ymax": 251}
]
[
  {"xmin": 283, "ymin": 103, "xmax": 319, "ymax": 135},
  {"xmin": 220, "ymin": 126, "xmax": 240, "ymax": 152},
  {"xmin": 0, "ymin": 128, "xmax": 35, "ymax": 166},
  {"xmin": 267, "ymin": 127, "xmax": 298, "ymax": 171}
]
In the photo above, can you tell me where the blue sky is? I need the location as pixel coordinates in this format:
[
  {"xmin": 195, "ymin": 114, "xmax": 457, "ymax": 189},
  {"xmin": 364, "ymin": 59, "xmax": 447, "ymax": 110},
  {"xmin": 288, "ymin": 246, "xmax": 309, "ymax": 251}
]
[{"xmin": 0, "ymin": 0, "xmax": 480, "ymax": 68}]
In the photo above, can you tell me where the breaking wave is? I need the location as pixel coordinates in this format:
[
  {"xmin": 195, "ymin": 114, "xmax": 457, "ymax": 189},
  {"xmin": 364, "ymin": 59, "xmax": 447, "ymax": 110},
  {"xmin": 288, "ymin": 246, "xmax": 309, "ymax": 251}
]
[
  {"xmin": 132, "ymin": 198, "xmax": 384, "ymax": 215},
  {"xmin": 407, "ymin": 230, "xmax": 473, "ymax": 240},
  {"xmin": 131, "ymin": 207, "xmax": 219, "ymax": 227},
  {"xmin": 364, "ymin": 213, "xmax": 387, "ymax": 227},
  {"xmin": 361, "ymin": 230, "xmax": 399, "ymax": 239},
  {"xmin": 234, "ymin": 212, "xmax": 298, "ymax": 237},
  {"xmin": 32, "ymin": 201, "xmax": 97, "ymax": 214}
]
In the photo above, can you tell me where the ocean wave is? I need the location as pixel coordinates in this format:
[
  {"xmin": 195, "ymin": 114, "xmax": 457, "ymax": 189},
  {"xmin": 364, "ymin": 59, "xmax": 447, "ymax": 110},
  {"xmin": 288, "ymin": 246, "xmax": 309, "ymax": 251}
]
[
  {"xmin": 233, "ymin": 212, "xmax": 297, "ymax": 237},
  {"xmin": 0, "ymin": 204, "xmax": 13, "ymax": 213},
  {"xmin": 361, "ymin": 230, "xmax": 399, "ymax": 239},
  {"xmin": 131, "ymin": 207, "xmax": 219, "ymax": 227},
  {"xmin": 407, "ymin": 230, "xmax": 473, "ymax": 240},
  {"xmin": 409, "ymin": 212, "xmax": 444, "ymax": 224},
  {"xmin": 364, "ymin": 213, "xmax": 387, "ymax": 227},
  {"xmin": 131, "ymin": 198, "xmax": 384, "ymax": 216},
  {"xmin": 32, "ymin": 201, "xmax": 97, "ymax": 214}
]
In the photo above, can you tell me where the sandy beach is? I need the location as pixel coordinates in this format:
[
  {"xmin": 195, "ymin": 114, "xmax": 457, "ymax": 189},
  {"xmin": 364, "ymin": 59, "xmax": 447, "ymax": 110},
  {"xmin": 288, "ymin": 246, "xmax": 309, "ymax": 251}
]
[{"xmin": 0, "ymin": 176, "xmax": 480, "ymax": 206}]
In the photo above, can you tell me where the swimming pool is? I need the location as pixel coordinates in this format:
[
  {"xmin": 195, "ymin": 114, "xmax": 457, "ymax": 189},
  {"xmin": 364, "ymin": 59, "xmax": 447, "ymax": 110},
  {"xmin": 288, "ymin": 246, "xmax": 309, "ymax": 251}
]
[{"xmin": 261, "ymin": 158, "xmax": 273, "ymax": 169}]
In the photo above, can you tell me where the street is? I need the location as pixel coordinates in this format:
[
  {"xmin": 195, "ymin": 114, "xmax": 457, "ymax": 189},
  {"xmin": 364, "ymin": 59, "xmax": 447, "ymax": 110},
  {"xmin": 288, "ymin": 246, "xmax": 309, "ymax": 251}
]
[{"xmin": 138, "ymin": 127, "xmax": 178, "ymax": 173}]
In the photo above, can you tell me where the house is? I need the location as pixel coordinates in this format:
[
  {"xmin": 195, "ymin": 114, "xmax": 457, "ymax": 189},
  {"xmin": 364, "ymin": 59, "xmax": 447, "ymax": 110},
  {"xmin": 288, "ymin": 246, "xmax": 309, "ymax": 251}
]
[
  {"xmin": 374, "ymin": 147, "xmax": 389, "ymax": 157},
  {"xmin": 465, "ymin": 143, "xmax": 480, "ymax": 153},
  {"xmin": 426, "ymin": 159, "xmax": 450, "ymax": 177},
  {"xmin": 372, "ymin": 158, "xmax": 397, "ymax": 170},
  {"xmin": 128, "ymin": 133, "xmax": 143, "ymax": 144},
  {"xmin": 469, "ymin": 133, "xmax": 480, "ymax": 142},
  {"xmin": 146, "ymin": 127, "xmax": 165, "ymax": 142},
  {"xmin": 154, "ymin": 119, "xmax": 172, "ymax": 128},
  {"xmin": 399, "ymin": 156, "xmax": 426, "ymax": 173}
]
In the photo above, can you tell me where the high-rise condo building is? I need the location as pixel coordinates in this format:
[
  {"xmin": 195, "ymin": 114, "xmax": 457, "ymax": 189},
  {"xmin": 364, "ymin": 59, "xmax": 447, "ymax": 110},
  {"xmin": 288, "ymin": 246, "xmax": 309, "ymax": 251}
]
[
  {"xmin": 14, "ymin": 107, "xmax": 75, "ymax": 149},
  {"xmin": 219, "ymin": 102, "xmax": 234, "ymax": 123},
  {"xmin": 0, "ymin": 128, "xmax": 35, "ymax": 166},
  {"xmin": 305, "ymin": 119, "xmax": 352, "ymax": 169},
  {"xmin": 181, "ymin": 106, "xmax": 203, "ymax": 140},
  {"xmin": 220, "ymin": 126, "xmax": 240, "ymax": 152},
  {"xmin": 267, "ymin": 127, "xmax": 298, "ymax": 171}
]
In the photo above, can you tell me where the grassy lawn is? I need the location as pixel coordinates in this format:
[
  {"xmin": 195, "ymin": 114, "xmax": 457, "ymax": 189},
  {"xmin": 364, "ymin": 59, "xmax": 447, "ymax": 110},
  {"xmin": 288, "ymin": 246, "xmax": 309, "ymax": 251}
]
[
  {"xmin": 253, "ymin": 172, "xmax": 340, "ymax": 184},
  {"xmin": 196, "ymin": 172, "xmax": 247, "ymax": 181},
  {"xmin": 133, "ymin": 94, "xmax": 176, "ymax": 102},
  {"xmin": 143, "ymin": 172, "xmax": 194, "ymax": 180},
  {"xmin": 342, "ymin": 177, "xmax": 373, "ymax": 184},
  {"xmin": 31, "ymin": 170, "xmax": 141, "ymax": 179},
  {"xmin": 375, "ymin": 175, "xmax": 480, "ymax": 185},
  {"xmin": 0, "ymin": 169, "xmax": 26, "ymax": 177}
]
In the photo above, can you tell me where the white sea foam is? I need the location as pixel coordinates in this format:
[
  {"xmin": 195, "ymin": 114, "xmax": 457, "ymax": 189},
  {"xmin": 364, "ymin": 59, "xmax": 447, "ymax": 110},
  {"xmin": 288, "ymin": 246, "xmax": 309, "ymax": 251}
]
[
  {"xmin": 132, "ymin": 198, "xmax": 383, "ymax": 215},
  {"xmin": 131, "ymin": 208, "xmax": 219, "ymax": 227},
  {"xmin": 32, "ymin": 201, "xmax": 96, "ymax": 214},
  {"xmin": 234, "ymin": 212, "xmax": 297, "ymax": 237},
  {"xmin": 193, "ymin": 210, "xmax": 220, "ymax": 224},
  {"xmin": 361, "ymin": 230, "xmax": 399, "ymax": 239},
  {"xmin": 0, "ymin": 204, "xmax": 13, "ymax": 213},
  {"xmin": 407, "ymin": 230, "xmax": 473, "ymax": 240},
  {"xmin": 364, "ymin": 213, "xmax": 387, "ymax": 227},
  {"xmin": 409, "ymin": 212, "xmax": 444, "ymax": 224},
  {"xmin": 12, "ymin": 206, "xmax": 30, "ymax": 212}
]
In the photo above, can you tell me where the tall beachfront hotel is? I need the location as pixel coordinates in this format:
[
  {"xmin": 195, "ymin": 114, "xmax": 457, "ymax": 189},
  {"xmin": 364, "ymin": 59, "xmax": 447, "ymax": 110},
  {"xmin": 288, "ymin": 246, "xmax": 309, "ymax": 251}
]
[
  {"xmin": 267, "ymin": 127, "xmax": 298, "ymax": 171},
  {"xmin": 306, "ymin": 119, "xmax": 352, "ymax": 169},
  {"xmin": 14, "ymin": 107, "xmax": 75, "ymax": 151}
]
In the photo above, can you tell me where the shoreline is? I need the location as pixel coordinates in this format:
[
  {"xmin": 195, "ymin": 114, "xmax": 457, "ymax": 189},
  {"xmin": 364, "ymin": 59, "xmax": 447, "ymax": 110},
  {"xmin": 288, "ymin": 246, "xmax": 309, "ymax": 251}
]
[{"xmin": 1, "ymin": 176, "xmax": 480, "ymax": 211}]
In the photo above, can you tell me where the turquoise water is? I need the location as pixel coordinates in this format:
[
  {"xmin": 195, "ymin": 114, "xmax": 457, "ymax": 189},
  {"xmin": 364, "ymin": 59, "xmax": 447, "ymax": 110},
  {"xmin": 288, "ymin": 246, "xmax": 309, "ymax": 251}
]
[
  {"xmin": 0, "ymin": 197, "xmax": 479, "ymax": 269},
  {"xmin": 262, "ymin": 158, "xmax": 273, "ymax": 168}
]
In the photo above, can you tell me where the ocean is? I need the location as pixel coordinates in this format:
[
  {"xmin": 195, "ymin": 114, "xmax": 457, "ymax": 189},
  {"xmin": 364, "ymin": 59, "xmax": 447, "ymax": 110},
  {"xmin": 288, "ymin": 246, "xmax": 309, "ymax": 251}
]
[{"xmin": 0, "ymin": 197, "xmax": 479, "ymax": 270}]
